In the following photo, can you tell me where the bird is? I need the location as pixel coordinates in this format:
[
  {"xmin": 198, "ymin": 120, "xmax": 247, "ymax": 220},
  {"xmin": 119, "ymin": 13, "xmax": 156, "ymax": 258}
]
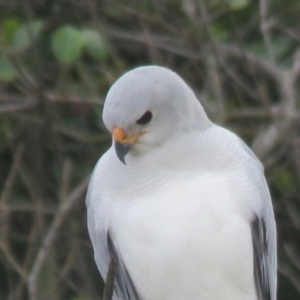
[{"xmin": 86, "ymin": 66, "xmax": 277, "ymax": 300}]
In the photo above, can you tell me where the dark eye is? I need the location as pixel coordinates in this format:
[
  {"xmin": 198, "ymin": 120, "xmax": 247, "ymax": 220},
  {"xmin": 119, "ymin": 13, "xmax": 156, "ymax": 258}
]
[{"xmin": 136, "ymin": 111, "xmax": 152, "ymax": 125}]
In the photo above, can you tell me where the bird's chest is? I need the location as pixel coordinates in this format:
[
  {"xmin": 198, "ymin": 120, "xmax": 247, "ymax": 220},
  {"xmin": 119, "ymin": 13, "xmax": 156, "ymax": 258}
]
[
  {"xmin": 111, "ymin": 173, "xmax": 237, "ymax": 243},
  {"xmin": 109, "ymin": 174, "xmax": 254, "ymax": 299}
]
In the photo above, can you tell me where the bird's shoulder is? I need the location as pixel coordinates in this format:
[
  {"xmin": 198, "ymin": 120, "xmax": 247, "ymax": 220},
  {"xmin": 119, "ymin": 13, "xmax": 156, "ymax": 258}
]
[{"xmin": 195, "ymin": 125, "xmax": 263, "ymax": 171}]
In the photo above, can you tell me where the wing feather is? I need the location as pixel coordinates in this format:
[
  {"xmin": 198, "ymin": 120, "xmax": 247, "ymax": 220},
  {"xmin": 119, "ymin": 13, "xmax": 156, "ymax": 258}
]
[
  {"xmin": 251, "ymin": 214, "xmax": 272, "ymax": 300},
  {"xmin": 240, "ymin": 140, "xmax": 277, "ymax": 300},
  {"xmin": 86, "ymin": 156, "xmax": 140, "ymax": 300}
]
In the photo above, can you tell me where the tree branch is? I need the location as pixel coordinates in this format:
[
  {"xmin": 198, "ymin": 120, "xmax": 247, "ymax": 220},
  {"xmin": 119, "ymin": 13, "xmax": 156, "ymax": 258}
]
[{"xmin": 27, "ymin": 175, "xmax": 90, "ymax": 300}]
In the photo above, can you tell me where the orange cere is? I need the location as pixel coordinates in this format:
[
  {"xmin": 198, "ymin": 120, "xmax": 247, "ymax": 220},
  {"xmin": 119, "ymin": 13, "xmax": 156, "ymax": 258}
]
[{"xmin": 113, "ymin": 127, "xmax": 145, "ymax": 144}]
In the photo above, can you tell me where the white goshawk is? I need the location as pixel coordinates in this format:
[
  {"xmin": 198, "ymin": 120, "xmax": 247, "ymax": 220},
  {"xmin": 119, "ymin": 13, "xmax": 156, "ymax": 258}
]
[{"xmin": 86, "ymin": 66, "xmax": 277, "ymax": 300}]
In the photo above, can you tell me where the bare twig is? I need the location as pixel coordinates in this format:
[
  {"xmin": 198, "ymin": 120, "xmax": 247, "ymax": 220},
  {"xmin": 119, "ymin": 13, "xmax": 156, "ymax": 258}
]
[
  {"xmin": 206, "ymin": 52, "xmax": 226, "ymax": 122},
  {"xmin": 59, "ymin": 159, "xmax": 73, "ymax": 202},
  {"xmin": 10, "ymin": 113, "xmax": 110, "ymax": 143},
  {"xmin": 214, "ymin": 43, "xmax": 282, "ymax": 82},
  {"xmin": 278, "ymin": 262, "xmax": 300, "ymax": 295},
  {"xmin": 104, "ymin": 27, "xmax": 198, "ymax": 59},
  {"xmin": 0, "ymin": 144, "xmax": 24, "ymax": 245},
  {"xmin": 0, "ymin": 241, "xmax": 28, "ymax": 281},
  {"xmin": 27, "ymin": 175, "xmax": 90, "ymax": 300},
  {"xmin": 0, "ymin": 202, "xmax": 56, "ymax": 214},
  {"xmin": 0, "ymin": 100, "xmax": 36, "ymax": 113},
  {"xmin": 284, "ymin": 244, "xmax": 300, "ymax": 271},
  {"xmin": 259, "ymin": 0, "xmax": 274, "ymax": 60}
]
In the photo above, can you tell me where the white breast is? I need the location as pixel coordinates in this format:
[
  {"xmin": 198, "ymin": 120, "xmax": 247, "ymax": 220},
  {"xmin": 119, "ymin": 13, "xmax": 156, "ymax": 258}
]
[{"xmin": 110, "ymin": 171, "xmax": 257, "ymax": 300}]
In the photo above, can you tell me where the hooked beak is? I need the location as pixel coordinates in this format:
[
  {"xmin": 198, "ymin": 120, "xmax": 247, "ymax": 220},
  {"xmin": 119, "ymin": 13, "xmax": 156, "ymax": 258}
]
[{"xmin": 113, "ymin": 127, "xmax": 145, "ymax": 165}]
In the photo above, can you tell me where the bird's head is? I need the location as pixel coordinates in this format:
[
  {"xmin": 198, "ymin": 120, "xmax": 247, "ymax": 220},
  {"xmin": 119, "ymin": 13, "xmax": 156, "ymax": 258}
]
[{"xmin": 102, "ymin": 66, "xmax": 211, "ymax": 165}]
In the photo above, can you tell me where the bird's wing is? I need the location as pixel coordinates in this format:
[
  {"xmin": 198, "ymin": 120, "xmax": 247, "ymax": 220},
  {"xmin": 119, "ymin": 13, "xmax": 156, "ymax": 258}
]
[
  {"xmin": 250, "ymin": 177, "xmax": 277, "ymax": 300},
  {"xmin": 240, "ymin": 141, "xmax": 277, "ymax": 300},
  {"xmin": 86, "ymin": 156, "xmax": 139, "ymax": 300}
]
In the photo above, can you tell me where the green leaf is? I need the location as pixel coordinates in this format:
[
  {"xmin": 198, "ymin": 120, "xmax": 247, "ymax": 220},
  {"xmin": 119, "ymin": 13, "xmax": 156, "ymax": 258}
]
[
  {"xmin": 272, "ymin": 35, "xmax": 293, "ymax": 58},
  {"xmin": 246, "ymin": 41, "xmax": 268, "ymax": 59},
  {"xmin": 271, "ymin": 166, "xmax": 297, "ymax": 194},
  {"xmin": 12, "ymin": 20, "xmax": 43, "ymax": 51},
  {"xmin": 227, "ymin": 0, "xmax": 249, "ymax": 10},
  {"xmin": 247, "ymin": 35, "xmax": 293, "ymax": 65},
  {"xmin": 0, "ymin": 55, "xmax": 17, "ymax": 82},
  {"xmin": 82, "ymin": 29, "xmax": 109, "ymax": 61},
  {"xmin": 1, "ymin": 17, "xmax": 21, "ymax": 44},
  {"xmin": 210, "ymin": 24, "xmax": 229, "ymax": 41},
  {"xmin": 51, "ymin": 25, "xmax": 83, "ymax": 64}
]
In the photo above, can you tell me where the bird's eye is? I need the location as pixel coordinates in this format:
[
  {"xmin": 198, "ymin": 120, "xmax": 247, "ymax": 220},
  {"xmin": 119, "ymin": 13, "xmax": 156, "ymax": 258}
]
[{"xmin": 136, "ymin": 111, "xmax": 152, "ymax": 125}]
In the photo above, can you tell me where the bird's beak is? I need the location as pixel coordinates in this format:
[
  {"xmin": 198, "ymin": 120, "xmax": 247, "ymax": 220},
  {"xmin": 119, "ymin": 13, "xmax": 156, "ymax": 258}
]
[{"xmin": 113, "ymin": 127, "xmax": 145, "ymax": 165}]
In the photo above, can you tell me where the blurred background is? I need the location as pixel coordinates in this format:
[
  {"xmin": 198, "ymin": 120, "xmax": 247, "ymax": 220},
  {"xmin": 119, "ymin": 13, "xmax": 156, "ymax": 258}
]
[{"xmin": 0, "ymin": 0, "xmax": 300, "ymax": 299}]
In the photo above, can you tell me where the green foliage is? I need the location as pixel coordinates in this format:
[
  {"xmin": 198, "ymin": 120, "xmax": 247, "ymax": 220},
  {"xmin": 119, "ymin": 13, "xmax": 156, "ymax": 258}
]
[
  {"xmin": 271, "ymin": 166, "xmax": 298, "ymax": 195},
  {"xmin": 226, "ymin": 0, "xmax": 249, "ymax": 10},
  {"xmin": 0, "ymin": 19, "xmax": 109, "ymax": 83},
  {"xmin": 12, "ymin": 19, "xmax": 43, "ymax": 51},
  {"xmin": 0, "ymin": 54, "xmax": 16, "ymax": 81},
  {"xmin": 51, "ymin": 26, "xmax": 109, "ymax": 64},
  {"xmin": 51, "ymin": 25, "xmax": 83, "ymax": 64},
  {"xmin": 210, "ymin": 24, "xmax": 229, "ymax": 41},
  {"xmin": 1, "ymin": 17, "xmax": 20, "ymax": 44},
  {"xmin": 247, "ymin": 35, "xmax": 294, "ymax": 65},
  {"xmin": 82, "ymin": 29, "xmax": 109, "ymax": 61}
]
